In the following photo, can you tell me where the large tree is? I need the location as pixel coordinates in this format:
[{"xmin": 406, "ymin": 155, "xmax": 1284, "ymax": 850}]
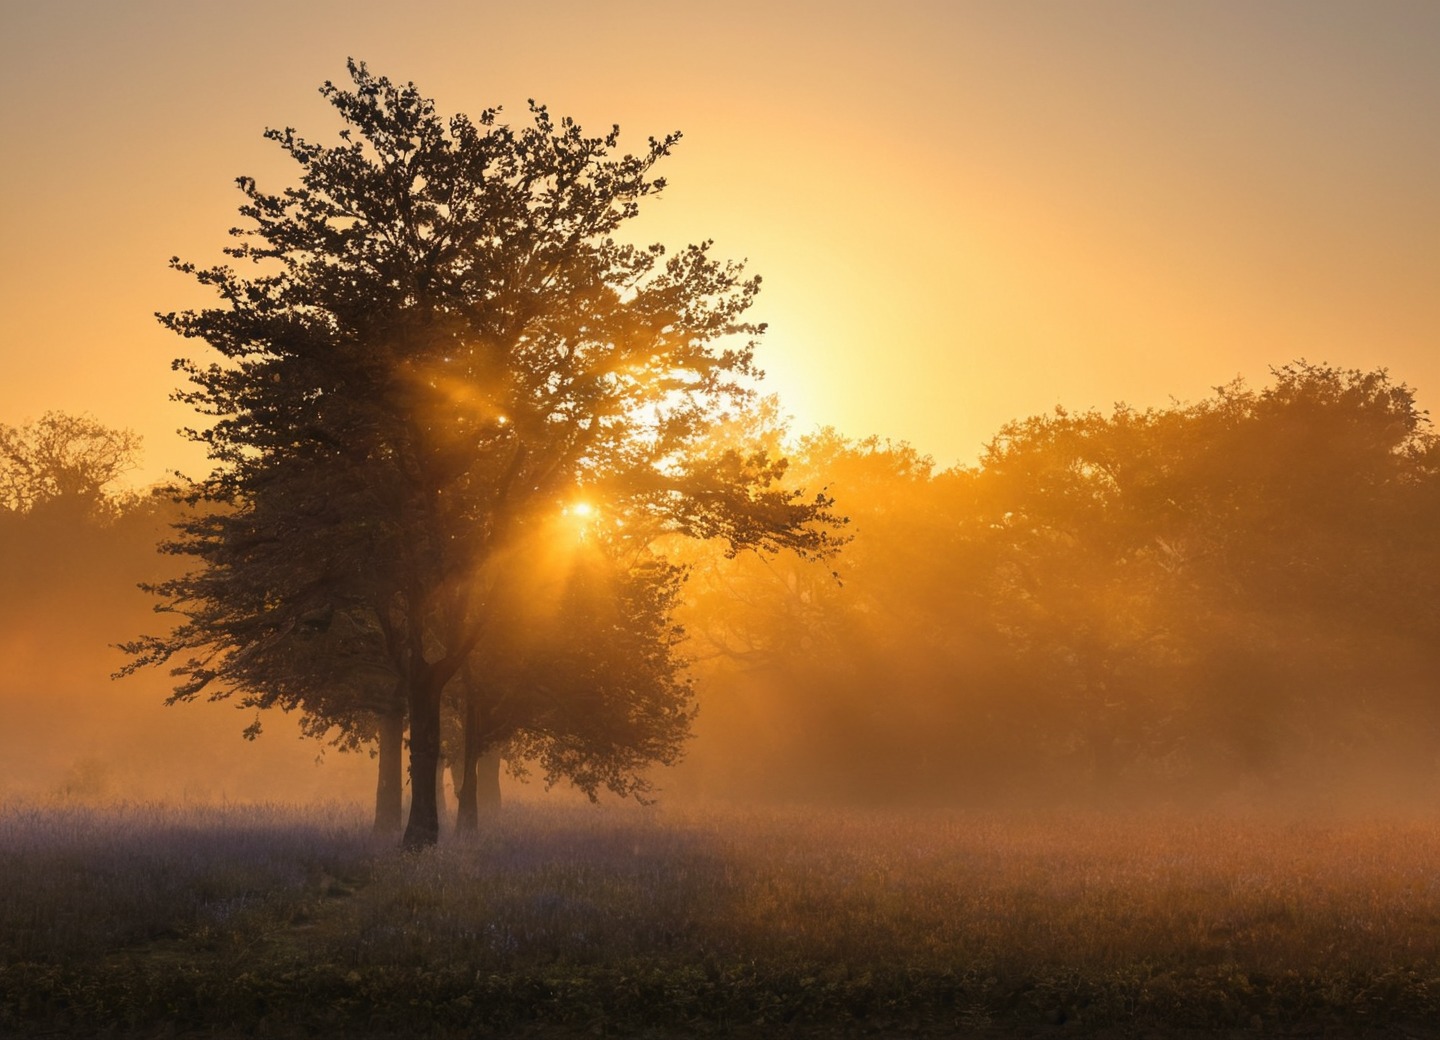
[{"xmin": 123, "ymin": 61, "xmax": 839, "ymax": 845}]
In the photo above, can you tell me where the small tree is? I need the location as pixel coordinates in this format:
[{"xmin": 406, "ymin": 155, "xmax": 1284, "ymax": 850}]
[{"xmin": 123, "ymin": 61, "xmax": 840, "ymax": 845}]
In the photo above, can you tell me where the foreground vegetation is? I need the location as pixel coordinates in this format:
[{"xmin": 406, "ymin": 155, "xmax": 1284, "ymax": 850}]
[{"xmin": 4, "ymin": 802, "xmax": 1440, "ymax": 1036}]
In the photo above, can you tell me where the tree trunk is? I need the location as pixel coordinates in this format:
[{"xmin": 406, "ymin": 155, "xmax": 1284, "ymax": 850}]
[
  {"xmin": 373, "ymin": 705, "xmax": 405, "ymax": 835},
  {"xmin": 435, "ymin": 755, "xmax": 449, "ymax": 823},
  {"xmin": 456, "ymin": 674, "xmax": 503, "ymax": 833},
  {"xmin": 457, "ymin": 686, "xmax": 482, "ymax": 834},
  {"xmin": 402, "ymin": 670, "xmax": 444, "ymax": 849},
  {"xmin": 476, "ymin": 747, "xmax": 502, "ymax": 809},
  {"xmin": 448, "ymin": 759, "xmax": 466, "ymax": 797},
  {"xmin": 457, "ymin": 747, "xmax": 503, "ymax": 833}
]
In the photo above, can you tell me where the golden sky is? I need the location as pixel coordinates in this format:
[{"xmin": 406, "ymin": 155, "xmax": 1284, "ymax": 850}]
[{"xmin": 2, "ymin": 1, "xmax": 1437, "ymax": 486}]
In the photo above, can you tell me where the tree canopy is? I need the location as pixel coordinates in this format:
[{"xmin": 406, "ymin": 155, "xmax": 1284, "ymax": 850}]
[{"xmin": 122, "ymin": 61, "xmax": 840, "ymax": 845}]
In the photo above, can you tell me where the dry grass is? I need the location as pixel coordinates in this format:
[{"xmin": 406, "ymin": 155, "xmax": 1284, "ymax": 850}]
[{"xmin": 4, "ymin": 800, "xmax": 1440, "ymax": 1035}]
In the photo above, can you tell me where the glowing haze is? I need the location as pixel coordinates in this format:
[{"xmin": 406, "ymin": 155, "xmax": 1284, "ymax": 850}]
[{"xmin": 2, "ymin": 0, "xmax": 1438, "ymax": 484}]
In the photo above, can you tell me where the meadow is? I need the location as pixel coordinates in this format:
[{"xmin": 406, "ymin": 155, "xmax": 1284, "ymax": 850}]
[{"xmin": 3, "ymin": 801, "xmax": 1440, "ymax": 1037}]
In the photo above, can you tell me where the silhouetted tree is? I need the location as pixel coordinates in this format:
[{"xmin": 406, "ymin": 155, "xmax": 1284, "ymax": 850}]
[
  {"xmin": 122, "ymin": 62, "xmax": 840, "ymax": 845},
  {"xmin": 0, "ymin": 412, "xmax": 141, "ymax": 519},
  {"xmin": 0, "ymin": 412, "xmax": 158, "ymax": 633}
]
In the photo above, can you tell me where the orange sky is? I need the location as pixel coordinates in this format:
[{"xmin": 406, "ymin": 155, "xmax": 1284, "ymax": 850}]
[{"xmin": 3, "ymin": 1, "xmax": 1437, "ymax": 487}]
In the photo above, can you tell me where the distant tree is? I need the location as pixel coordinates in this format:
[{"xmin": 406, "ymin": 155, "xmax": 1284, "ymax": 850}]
[
  {"xmin": 122, "ymin": 62, "xmax": 840, "ymax": 846},
  {"xmin": 970, "ymin": 362, "xmax": 1440, "ymax": 795},
  {"xmin": 1165, "ymin": 363, "xmax": 1440, "ymax": 786},
  {"xmin": 0, "ymin": 415, "xmax": 184, "ymax": 798},
  {"xmin": 972, "ymin": 402, "xmax": 1213, "ymax": 792},
  {"xmin": 0, "ymin": 412, "xmax": 141, "ymax": 518},
  {"xmin": 0, "ymin": 412, "xmax": 155, "ymax": 632},
  {"xmin": 677, "ymin": 431, "xmax": 1021, "ymax": 804}
]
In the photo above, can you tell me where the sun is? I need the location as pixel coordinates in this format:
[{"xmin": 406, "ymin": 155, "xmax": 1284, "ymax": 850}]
[{"xmin": 565, "ymin": 501, "xmax": 596, "ymax": 519}]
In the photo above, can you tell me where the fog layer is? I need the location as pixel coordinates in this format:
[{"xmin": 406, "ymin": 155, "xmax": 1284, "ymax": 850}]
[{"xmin": 5, "ymin": 363, "xmax": 1439, "ymax": 812}]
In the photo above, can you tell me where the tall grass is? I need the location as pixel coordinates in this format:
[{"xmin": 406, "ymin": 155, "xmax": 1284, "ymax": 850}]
[{"xmin": 4, "ymin": 800, "xmax": 1440, "ymax": 1034}]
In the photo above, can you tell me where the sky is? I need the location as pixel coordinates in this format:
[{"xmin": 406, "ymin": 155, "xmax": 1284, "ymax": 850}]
[{"xmin": 2, "ymin": 0, "xmax": 1438, "ymax": 487}]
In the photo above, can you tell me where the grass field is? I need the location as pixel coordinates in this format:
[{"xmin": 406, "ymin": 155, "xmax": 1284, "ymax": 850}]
[{"xmin": 4, "ymin": 801, "xmax": 1440, "ymax": 1037}]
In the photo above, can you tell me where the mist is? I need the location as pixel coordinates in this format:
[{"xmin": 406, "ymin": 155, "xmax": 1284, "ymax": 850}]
[
  {"xmin": 6, "ymin": 361, "xmax": 1440, "ymax": 818},
  {"xmin": 0, "ymin": 487, "xmax": 374, "ymax": 805},
  {"xmin": 670, "ymin": 364, "xmax": 1440, "ymax": 816}
]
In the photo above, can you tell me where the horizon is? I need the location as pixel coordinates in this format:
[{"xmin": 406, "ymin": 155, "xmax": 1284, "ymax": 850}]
[{"xmin": 3, "ymin": 1, "xmax": 1437, "ymax": 486}]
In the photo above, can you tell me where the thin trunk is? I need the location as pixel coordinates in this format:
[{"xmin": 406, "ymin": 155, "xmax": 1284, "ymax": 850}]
[
  {"xmin": 456, "ymin": 684, "xmax": 483, "ymax": 834},
  {"xmin": 476, "ymin": 747, "xmax": 502, "ymax": 810},
  {"xmin": 448, "ymin": 760, "xmax": 469, "ymax": 816},
  {"xmin": 457, "ymin": 747, "xmax": 503, "ymax": 832},
  {"xmin": 435, "ymin": 755, "xmax": 449, "ymax": 822},
  {"xmin": 402, "ymin": 670, "xmax": 443, "ymax": 849},
  {"xmin": 373, "ymin": 704, "xmax": 405, "ymax": 835}
]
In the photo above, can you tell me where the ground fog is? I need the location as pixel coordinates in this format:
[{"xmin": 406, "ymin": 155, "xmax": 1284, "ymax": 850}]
[{"xmin": 4, "ymin": 801, "xmax": 1440, "ymax": 1036}]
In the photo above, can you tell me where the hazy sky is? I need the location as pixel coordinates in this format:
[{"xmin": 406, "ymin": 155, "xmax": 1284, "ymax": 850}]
[{"xmin": 3, "ymin": 1, "xmax": 1437, "ymax": 485}]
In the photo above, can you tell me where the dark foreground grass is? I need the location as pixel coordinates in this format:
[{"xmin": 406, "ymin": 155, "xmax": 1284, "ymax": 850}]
[{"xmin": 3, "ymin": 801, "xmax": 1440, "ymax": 1037}]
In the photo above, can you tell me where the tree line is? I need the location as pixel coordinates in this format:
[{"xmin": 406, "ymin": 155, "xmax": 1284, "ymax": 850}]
[
  {"xmin": 680, "ymin": 364, "xmax": 1440, "ymax": 807},
  {"xmin": 6, "ymin": 368, "xmax": 1437, "ymax": 814}
]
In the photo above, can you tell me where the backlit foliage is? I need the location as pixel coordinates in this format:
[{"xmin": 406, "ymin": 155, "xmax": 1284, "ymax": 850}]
[{"xmin": 121, "ymin": 61, "xmax": 840, "ymax": 845}]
